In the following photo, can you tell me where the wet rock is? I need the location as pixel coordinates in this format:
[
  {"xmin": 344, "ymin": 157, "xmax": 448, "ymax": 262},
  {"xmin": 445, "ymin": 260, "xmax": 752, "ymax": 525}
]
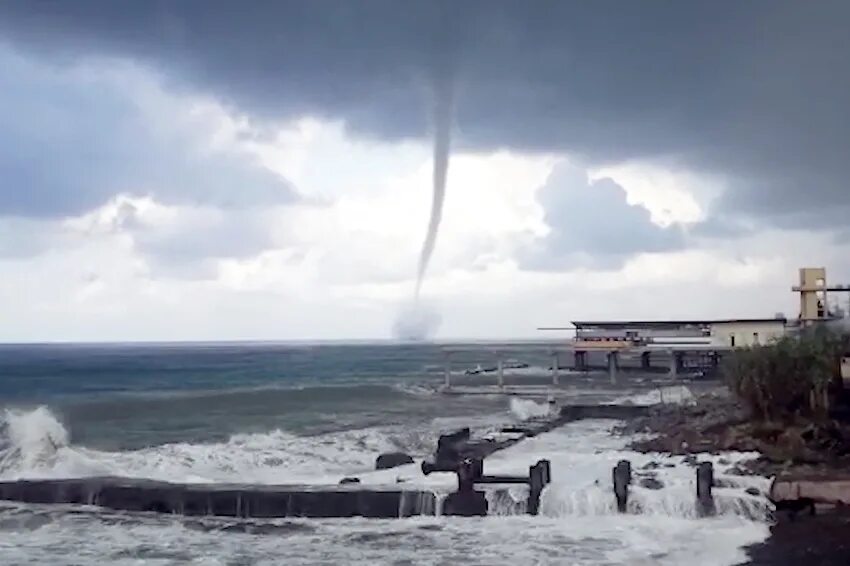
[
  {"xmin": 746, "ymin": 487, "xmax": 762, "ymax": 497},
  {"xmin": 639, "ymin": 477, "xmax": 664, "ymax": 490},
  {"xmin": 375, "ymin": 452, "xmax": 414, "ymax": 470},
  {"xmin": 642, "ymin": 461, "xmax": 661, "ymax": 470},
  {"xmin": 683, "ymin": 455, "xmax": 698, "ymax": 466},
  {"xmin": 339, "ymin": 477, "xmax": 360, "ymax": 485}
]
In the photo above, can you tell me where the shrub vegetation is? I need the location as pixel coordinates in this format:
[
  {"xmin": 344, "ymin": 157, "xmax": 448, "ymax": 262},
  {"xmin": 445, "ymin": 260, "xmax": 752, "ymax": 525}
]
[{"xmin": 724, "ymin": 329, "xmax": 849, "ymax": 423}]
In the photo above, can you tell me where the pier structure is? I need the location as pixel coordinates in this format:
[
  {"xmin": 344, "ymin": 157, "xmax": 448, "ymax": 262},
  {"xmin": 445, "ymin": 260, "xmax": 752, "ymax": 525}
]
[{"xmin": 438, "ymin": 340, "xmax": 732, "ymax": 390}]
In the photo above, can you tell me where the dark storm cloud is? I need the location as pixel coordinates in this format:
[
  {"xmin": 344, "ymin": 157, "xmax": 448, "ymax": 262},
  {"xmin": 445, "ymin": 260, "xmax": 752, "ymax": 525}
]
[
  {"xmin": 105, "ymin": 198, "xmax": 277, "ymax": 278},
  {"xmin": 0, "ymin": 46, "xmax": 293, "ymax": 218},
  {"xmin": 0, "ymin": 0, "xmax": 848, "ymax": 232},
  {"xmin": 522, "ymin": 163, "xmax": 684, "ymax": 270}
]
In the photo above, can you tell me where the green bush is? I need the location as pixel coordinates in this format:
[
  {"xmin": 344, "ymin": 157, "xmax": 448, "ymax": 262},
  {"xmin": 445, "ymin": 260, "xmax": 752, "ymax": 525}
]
[{"xmin": 724, "ymin": 330, "xmax": 848, "ymax": 423}]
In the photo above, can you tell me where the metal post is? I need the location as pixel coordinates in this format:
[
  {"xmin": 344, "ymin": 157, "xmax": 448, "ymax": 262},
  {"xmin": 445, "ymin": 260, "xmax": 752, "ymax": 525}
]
[
  {"xmin": 607, "ymin": 351, "xmax": 618, "ymax": 384},
  {"xmin": 497, "ymin": 356, "xmax": 504, "ymax": 389},
  {"xmin": 613, "ymin": 459, "xmax": 631, "ymax": 513},
  {"xmin": 551, "ymin": 352, "xmax": 559, "ymax": 386}
]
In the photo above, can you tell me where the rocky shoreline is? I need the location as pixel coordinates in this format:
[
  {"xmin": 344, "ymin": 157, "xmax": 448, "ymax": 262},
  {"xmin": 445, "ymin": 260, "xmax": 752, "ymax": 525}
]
[
  {"xmin": 619, "ymin": 386, "xmax": 850, "ymax": 565},
  {"xmin": 622, "ymin": 387, "xmax": 850, "ymax": 478}
]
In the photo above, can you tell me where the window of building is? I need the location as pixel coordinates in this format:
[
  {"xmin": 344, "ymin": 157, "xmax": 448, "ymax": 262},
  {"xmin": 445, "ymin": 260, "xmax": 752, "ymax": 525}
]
[{"xmin": 730, "ymin": 334, "xmax": 736, "ymax": 347}]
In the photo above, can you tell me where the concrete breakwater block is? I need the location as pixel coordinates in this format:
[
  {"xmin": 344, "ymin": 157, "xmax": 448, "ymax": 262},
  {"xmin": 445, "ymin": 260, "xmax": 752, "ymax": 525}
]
[
  {"xmin": 0, "ymin": 477, "xmax": 437, "ymax": 519},
  {"xmin": 771, "ymin": 478, "xmax": 850, "ymax": 506}
]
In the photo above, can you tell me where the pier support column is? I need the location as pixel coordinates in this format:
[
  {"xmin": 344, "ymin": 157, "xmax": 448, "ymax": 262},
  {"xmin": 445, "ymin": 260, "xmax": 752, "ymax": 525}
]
[
  {"xmin": 443, "ymin": 353, "xmax": 452, "ymax": 389},
  {"xmin": 551, "ymin": 353, "xmax": 560, "ymax": 386},
  {"xmin": 607, "ymin": 351, "xmax": 619, "ymax": 384},
  {"xmin": 574, "ymin": 351, "xmax": 587, "ymax": 371},
  {"xmin": 668, "ymin": 350, "xmax": 678, "ymax": 378},
  {"xmin": 497, "ymin": 357, "xmax": 504, "ymax": 389},
  {"xmin": 640, "ymin": 351, "xmax": 651, "ymax": 370}
]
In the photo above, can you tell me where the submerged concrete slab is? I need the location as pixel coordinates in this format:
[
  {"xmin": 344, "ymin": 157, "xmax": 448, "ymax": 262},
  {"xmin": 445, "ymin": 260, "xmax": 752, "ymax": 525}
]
[
  {"xmin": 0, "ymin": 477, "xmax": 438, "ymax": 519},
  {"xmin": 771, "ymin": 477, "xmax": 850, "ymax": 506}
]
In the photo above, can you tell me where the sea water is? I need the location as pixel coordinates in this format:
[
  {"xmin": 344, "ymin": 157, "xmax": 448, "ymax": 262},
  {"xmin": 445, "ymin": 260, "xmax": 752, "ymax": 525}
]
[{"xmin": 0, "ymin": 342, "xmax": 770, "ymax": 565}]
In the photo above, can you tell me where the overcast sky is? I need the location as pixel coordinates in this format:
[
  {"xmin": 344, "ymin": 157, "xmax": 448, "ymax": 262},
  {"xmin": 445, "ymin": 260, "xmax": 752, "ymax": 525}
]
[{"xmin": 1, "ymin": 0, "xmax": 848, "ymax": 341}]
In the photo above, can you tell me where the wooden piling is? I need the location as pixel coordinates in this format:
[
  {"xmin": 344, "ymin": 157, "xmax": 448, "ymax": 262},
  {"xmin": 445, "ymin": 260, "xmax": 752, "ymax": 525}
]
[
  {"xmin": 613, "ymin": 459, "xmax": 631, "ymax": 513},
  {"xmin": 696, "ymin": 462, "xmax": 716, "ymax": 517},
  {"xmin": 528, "ymin": 459, "xmax": 552, "ymax": 516}
]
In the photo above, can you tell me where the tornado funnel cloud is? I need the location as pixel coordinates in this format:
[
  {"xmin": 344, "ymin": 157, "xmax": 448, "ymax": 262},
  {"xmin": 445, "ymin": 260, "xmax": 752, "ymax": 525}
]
[
  {"xmin": 415, "ymin": 75, "xmax": 454, "ymax": 300},
  {"xmin": 392, "ymin": 69, "xmax": 455, "ymax": 341}
]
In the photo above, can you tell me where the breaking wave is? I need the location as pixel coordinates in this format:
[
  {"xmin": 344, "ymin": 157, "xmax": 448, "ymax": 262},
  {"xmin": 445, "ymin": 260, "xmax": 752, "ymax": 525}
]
[
  {"xmin": 0, "ymin": 407, "xmax": 70, "ymax": 476},
  {"xmin": 509, "ymin": 398, "xmax": 552, "ymax": 421},
  {"xmin": 0, "ymin": 407, "xmax": 432, "ymax": 484},
  {"xmin": 0, "ymin": 408, "xmax": 773, "ymax": 524}
]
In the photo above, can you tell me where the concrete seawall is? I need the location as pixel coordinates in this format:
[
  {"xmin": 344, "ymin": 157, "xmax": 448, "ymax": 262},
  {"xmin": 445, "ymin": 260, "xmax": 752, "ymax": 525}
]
[{"xmin": 0, "ymin": 477, "xmax": 438, "ymax": 518}]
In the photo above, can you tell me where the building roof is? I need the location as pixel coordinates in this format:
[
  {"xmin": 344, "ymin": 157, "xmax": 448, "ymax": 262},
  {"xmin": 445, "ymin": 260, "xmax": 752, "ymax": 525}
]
[{"xmin": 562, "ymin": 318, "xmax": 788, "ymax": 329}]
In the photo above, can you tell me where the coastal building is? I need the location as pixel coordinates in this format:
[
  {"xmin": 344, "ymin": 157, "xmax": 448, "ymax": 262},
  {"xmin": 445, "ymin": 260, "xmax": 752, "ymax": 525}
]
[
  {"xmin": 472, "ymin": 266, "xmax": 850, "ymax": 385},
  {"xmin": 563, "ymin": 267, "xmax": 850, "ymax": 349},
  {"xmin": 571, "ymin": 318, "xmax": 787, "ymax": 348},
  {"xmin": 708, "ymin": 318, "xmax": 787, "ymax": 348}
]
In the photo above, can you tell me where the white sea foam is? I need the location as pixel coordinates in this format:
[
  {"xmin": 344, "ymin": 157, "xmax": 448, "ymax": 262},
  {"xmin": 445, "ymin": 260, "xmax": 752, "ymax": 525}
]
[
  {"xmin": 0, "ymin": 407, "xmax": 422, "ymax": 484},
  {"xmin": 509, "ymin": 397, "xmax": 552, "ymax": 421},
  {"xmin": 614, "ymin": 385, "xmax": 696, "ymax": 406},
  {"xmin": 0, "ymin": 407, "xmax": 70, "ymax": 476},
  {"xmin": 0, "ymin": 408, "xmax": 773, "ymax": 565},
  {"xmin": 483, "ymin": 419, "xmax": 771, "ymax": 521},
  {"xmin": 0, "ymin": 504, "xmax": 770, "ymax": 566}
]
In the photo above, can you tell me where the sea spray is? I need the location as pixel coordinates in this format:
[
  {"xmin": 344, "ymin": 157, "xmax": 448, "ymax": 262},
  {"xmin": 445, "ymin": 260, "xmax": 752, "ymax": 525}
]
[
  {"xmin": 392, "ymin": 300, "xmax": 442, "ymax": 341},
  {"xmin": 0, "ymin": 406, "xmax": 437, "ymax": 484},
  {"xmin": 0, "ymin": 406, "xmax": 69, "ymax": 476},
  {"xmin": 509, "ymin": 398, "xmax": 552, "ymax": 421}
]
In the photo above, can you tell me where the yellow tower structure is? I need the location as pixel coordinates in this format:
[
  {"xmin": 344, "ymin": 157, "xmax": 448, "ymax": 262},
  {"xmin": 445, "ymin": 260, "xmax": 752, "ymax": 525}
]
[{"xmin": 794, "ymin": 267, "xmax": 828, "ymax": 322}]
